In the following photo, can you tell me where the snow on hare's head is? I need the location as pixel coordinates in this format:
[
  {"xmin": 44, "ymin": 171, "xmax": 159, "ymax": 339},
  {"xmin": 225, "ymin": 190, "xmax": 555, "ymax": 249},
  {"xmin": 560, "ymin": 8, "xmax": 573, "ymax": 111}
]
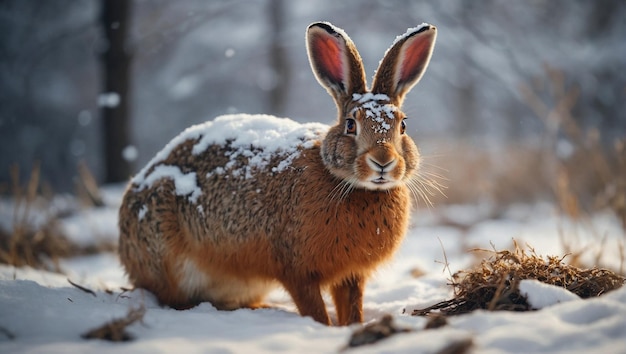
[{"xmin": 306, "ymin": 22, "xmax": 436, "ymax": 192}]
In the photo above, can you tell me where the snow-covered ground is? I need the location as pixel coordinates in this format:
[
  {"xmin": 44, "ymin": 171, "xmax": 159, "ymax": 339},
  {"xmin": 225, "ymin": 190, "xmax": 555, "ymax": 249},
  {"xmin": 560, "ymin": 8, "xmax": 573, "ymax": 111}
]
[{"xmin": 0, "ymin": 187, "xmax": 625, "ymax": 353}]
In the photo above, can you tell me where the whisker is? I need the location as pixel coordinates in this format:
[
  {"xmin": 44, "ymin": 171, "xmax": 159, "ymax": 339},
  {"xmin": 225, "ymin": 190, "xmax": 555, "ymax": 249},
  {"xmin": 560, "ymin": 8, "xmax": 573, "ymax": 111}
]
[
  {"xmin": 404, "ymin": 165, "xmax": 448, "ymax": 208},
  {"xmin": 418, "ymin": 177, "xmax": 443, "ymax": 196},
  {"xmin": 409, "ymin": 179, "xmax": 434, "ymax": 208},
  {"xmin": 421, "ymin": 174, "xmax": 447, "ymax": 197},
  {"xmin": 326, "ymin": 180, "xmax": 347, "ymax": 204},
  {"xmin": 326, "ymin": 177, "xmax": 359, "ymax": 207},
  {"xmin": 419, "ymin": 170, "xmax": 449, "ymax": 182},
  {"xmin": 338, "ymin": 178, "xmax": 358, "ymax": 202}
]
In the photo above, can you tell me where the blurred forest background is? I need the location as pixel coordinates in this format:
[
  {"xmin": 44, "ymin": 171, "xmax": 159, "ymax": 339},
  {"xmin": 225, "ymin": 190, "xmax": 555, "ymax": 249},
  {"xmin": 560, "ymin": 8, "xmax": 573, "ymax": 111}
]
[{"xmin": 1, "ymin": 0, "xmax": 624, "ymax": 221}]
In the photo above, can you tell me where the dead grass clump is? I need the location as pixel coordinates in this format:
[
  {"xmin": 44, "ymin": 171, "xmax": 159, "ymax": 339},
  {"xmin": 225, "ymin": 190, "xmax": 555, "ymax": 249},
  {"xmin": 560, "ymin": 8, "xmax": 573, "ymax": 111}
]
[
  {"xmin": 342, "ymin": 314, "xmax": 411, "ymax": 351},
  {"xmin": 0, "ymin": 220, "xmax": 78, "ymax": 272},
  {"xmin": 342, "ymin": 314, "xmax": 473, "ymax": 353},
  {"xmin": 0, "ymin": 164, "xmax": 80, "ymax": 271},
  {"xmin": 0, "ymin": 163, "xmax": 115, "ymax": 272},
  {"xmin": 412, "ymin": 243, "xmax": 625, "ymax": 317},
  {"xmin": 82, "ymin": 306, "xmax": 145, "ymax": 342}
]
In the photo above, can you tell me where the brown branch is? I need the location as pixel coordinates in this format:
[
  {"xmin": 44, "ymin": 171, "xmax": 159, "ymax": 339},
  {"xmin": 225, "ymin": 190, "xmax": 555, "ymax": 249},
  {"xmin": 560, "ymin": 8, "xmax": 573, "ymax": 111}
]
[
  {"xmin": 82, "ymin": 306, "xmax": 146, "ymax": 342},
  {"xmin": 67, "ymin": 279, "xmax": 97, "ymax": 297}
]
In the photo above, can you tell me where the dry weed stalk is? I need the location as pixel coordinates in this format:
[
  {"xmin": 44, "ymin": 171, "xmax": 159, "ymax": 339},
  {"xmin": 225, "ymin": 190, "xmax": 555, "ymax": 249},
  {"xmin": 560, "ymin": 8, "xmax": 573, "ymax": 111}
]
[
  {"xmin": 0, "ymin": 163, "xmax": 118, "ymax": 271},
  {"xmin": 412, "ymin": 242, "xmax": 625, "ymax": 317},
  {"xmin": 519, "ymin": 64, "xmax": 626, "ymax": 229},
  {"xmin": 76, "ymin": 161, "xmax": 105, "ymax": 207},
  {"xmin": 0, "ymin": 325, "xmax": 15, "ymax": 340},
  {"xmin": 0, "ymin": 164, "xmax": 76, "ymax": 271},
  {"xmin": 68, "ymin": 278, "xmax": 97, "ymax": 297},
  {"xmin": 82, "ymin": 306, "xmax": 146, "ymax": 342}
]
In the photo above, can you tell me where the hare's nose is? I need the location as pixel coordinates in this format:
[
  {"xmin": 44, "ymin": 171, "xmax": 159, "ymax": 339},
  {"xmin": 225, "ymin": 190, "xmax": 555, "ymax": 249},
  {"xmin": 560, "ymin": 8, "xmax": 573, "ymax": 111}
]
[{"xmin": 368, "ymin": 158, "xmax": 396, "ymax": 173}]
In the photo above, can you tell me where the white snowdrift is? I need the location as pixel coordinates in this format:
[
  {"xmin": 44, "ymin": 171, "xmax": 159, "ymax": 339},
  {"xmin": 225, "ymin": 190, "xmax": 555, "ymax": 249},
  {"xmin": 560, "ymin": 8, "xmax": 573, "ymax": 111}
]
[{"xmin": 0, "ymin": 190, "xmax": 624, "ymax": 353}]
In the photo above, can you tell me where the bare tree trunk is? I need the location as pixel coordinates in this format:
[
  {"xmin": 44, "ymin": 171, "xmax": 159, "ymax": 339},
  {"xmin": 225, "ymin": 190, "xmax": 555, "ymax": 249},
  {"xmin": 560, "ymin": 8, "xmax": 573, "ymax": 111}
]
[
  {"xmin": 101, "ymin": 0, "xmax": 132, "ymax": 183},
  {"xmin": 455, "ymin": 2, "xmax": 480, "ymax": 138},
  {"xmin": 267, "ymin": 0, "xmax": 290, "ymax": 116}
]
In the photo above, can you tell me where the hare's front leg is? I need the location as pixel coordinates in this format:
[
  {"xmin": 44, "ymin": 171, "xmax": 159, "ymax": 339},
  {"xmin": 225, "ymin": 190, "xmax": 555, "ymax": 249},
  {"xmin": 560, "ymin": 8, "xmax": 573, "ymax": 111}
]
[
  {"xmin": 331, "ymin": 275, "xmax": 365, "ymax": 325},
  {"xmin": 283, "ymin": 280, "xmax": 330, "ymax": 325}
]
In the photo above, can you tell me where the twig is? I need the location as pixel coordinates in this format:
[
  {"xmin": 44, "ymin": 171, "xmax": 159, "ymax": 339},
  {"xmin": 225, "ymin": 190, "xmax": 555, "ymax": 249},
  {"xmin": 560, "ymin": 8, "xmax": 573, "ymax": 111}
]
[
  {"xmin": 82, "ymin": 306, "xmax": 146, "ymax": 342},
  {"xmin": 67, "ymin": 278, "xmax": 97, "ymax": 297},
  {"xmin": 436, "ymin": 236, "xmax": 453, "ymax": 279},
  {"xmin": 0, "ymin": 325, "xmax": 15, "ymax": 340},
  {"xmin": 341, "ymin": 315, "xmax": 411, "ymax": 351},
  {"xmin": 77, "ymin": 161, "xmax": 105, "ymax": 207}
]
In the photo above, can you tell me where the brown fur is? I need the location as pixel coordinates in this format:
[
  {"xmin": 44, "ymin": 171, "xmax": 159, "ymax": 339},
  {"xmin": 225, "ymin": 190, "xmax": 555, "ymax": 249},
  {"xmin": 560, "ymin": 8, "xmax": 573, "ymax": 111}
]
[{"xmin": 119, "ymin": 22, "xmax": 437, "ymax": 325}]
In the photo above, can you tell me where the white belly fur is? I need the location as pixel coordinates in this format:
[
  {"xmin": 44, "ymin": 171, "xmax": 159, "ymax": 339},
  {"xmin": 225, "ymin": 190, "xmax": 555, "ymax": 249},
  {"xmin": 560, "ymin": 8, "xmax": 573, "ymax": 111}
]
[{"xmin": 177, "ymin": 259, "xmax": 277, "ymax": 309}]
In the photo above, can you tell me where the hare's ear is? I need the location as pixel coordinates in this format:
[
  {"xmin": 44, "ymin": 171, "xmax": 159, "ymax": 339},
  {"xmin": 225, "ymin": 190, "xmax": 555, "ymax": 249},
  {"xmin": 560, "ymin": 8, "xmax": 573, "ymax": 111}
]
[
  {"xmin": 306, "ymin": 22, "xmax": 366, "ymax": 103},
  {"xmin": 372, "ymin": 24, "xmax": 436, "ymax": 105}
]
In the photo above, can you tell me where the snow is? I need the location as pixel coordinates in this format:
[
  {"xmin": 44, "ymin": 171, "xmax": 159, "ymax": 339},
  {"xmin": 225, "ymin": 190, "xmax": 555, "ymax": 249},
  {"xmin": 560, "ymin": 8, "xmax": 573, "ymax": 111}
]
[
  {"xmin": 0, "ymin": 189, "xmax": 625, "ymax": 353},
  {"xmin": 390, "ymin": 23, "xmax": 433, "ymax": 48},
  {"xmin": 137, "ymin": 205, "xmax": 148, "ymax": 221},
  {"xmin": 97, "ymin": 92, "xmax": 120, "ymax": 108},
  {"xmin": 451, "ymin": 292, "xmax": 626, "ymax": 353},
  {"xmin": 353, "ymin": 93, "xmax": 391, "ymax": 104},
  {"xmin": 135, "ymin": 165, "xmax": 202, "ymax": 203},
  {"xmin": 169, "ymin": 75, "xmax": 202, "ymax": 101},
  {"xmin": 58, "ymin": 206, "xmax": 120, "ymax": 248},
  {"xmin": 121, "ymin": 145, "xmax": 138, "ymax": 162},
  {"xmin": 351, "ymin": 93, "xmax": 397, "ymax": 134},
  {"xmin": 519, "ymin": 279, "xmax": 581, "ymax": 309},
  {"xmin": 132, "ymin": 114, "xmax": 328, "ymax": 189},
  {"xmin": 224, "ymin": 48, "xmax": 235, "ymax": 58},
  {"xmin": 77, "ymin": 110, "xmax": 92, "ymax": 126}
]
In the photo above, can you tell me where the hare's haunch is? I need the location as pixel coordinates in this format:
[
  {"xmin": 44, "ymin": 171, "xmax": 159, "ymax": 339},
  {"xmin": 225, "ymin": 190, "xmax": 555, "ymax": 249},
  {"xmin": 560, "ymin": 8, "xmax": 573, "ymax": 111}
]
[{"xmin": 119, "ymin": 22, "xmax": 437, "ymax": 326}]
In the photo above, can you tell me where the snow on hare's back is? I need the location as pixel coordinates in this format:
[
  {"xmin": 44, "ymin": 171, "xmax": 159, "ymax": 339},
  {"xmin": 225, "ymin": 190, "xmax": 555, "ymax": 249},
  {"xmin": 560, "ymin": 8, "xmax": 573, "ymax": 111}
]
[{"xmin": 119, "ymin": 22, "xmax": 437, "ymax": 326}]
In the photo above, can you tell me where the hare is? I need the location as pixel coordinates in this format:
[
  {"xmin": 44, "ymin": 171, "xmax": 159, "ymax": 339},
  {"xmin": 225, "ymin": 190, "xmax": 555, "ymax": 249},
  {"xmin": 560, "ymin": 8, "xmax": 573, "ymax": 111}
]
[{"xmin": 119, "ymin": 22, "xmax": 437, "ymax": 326}]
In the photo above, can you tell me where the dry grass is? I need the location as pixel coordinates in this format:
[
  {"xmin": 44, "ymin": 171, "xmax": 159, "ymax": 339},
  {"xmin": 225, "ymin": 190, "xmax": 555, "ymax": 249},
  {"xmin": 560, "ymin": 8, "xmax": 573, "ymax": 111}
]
[
  {"xmin": 0, "ymin": 164, "xmax": 77, "ymax": 271},
  {"xmin": 342, "ymin": 314, "xmax": 411, "ymax": 350},
  {"xmin": 0, "ymin": 221, "xmax": 78, "ymax": 272},
  {"xmin": 420, "ymin": 142, "xmax": 552, "ymax": 208},
  {"xmin": 520, "ymin": 65, "xmax": 626, "ymax": 228},
  {"xmin": 419, "ymin": 66, "xmax": 625, "ymax": 236},
  {"xmin": 0, "ymin": 163, "xmax": 115, "ymax": 272},
  {"xmin": 412, "ymin": 242, "xmax": 625, "ymax": 317},
  {"xmin": 423, "ymin": 135, "xmax": 624, "ymax": 225},
  {"xmin": 343, "ymin": 314, "xmax": 473, "ymax": 353},
  {"xmin": 76, "ymin": 161, "xmax": 105, "ymax": 208},
  {"xmin": 81, "ymin": 306, "xmax": 145, "ymax": 342}
]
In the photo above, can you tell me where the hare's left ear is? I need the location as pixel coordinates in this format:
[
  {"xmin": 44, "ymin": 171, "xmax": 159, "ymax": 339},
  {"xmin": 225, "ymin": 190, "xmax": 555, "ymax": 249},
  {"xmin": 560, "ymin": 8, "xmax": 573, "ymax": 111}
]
[
  {"xmin": 306, "ymin": 22, "xmax": 367, "ymax": 105},
  {"xmin": 372, "ymin": 24, "xmax": 436, "ymax": 105}
]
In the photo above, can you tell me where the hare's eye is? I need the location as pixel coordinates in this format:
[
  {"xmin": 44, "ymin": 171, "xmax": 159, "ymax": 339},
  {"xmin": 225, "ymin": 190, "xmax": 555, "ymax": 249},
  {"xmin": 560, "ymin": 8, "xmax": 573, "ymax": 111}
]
[
  {"xmin": 400, "ymin": 119, "xmax": 407, "ymax": 134},
  {"xmin": 345, "ymin": 118, "xmax": 357, "ymax": 135}
]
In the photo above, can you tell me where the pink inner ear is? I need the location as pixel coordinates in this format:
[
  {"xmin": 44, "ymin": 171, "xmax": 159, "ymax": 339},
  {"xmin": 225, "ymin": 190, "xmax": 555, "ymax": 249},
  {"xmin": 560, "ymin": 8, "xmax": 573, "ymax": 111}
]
[
  {"xmin": 399, "ymin": 36, "xmax": 433, "ymax": 84},
  {"xmin": 311, "ymin": 34, "xmax": 344, "ymax": 83}
]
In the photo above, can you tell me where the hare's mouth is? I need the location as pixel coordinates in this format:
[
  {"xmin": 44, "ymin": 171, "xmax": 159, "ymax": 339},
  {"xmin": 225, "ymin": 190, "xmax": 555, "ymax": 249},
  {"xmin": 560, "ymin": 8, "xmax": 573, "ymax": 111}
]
[
  {"xmin": 372, "ymin": 177, "xmax": 390, "ymax": 185},
  {"xmin": 364, "ymin": 176, "xmax": 400, "ymax": 191}
]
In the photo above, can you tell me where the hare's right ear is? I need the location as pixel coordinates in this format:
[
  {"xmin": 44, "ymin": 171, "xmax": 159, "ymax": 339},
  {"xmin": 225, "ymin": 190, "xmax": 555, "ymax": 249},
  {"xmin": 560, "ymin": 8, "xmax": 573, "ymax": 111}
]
[
  {"xmin": 306, "ymin": 22, "xmax": 366, "ymax": 103},
  {"xmin": 372, "ymin": 24, "xmax": 436, "ymax": 106}
]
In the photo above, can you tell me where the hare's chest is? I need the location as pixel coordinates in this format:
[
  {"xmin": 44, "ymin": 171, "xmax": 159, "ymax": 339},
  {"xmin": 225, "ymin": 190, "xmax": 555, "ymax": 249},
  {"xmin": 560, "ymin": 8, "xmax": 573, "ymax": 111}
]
[
  {"xmin": 344, "ymin": 201, "xmax": 408, "ymax": 256},
  {"xmin": 301, "ymin": 190, "xmax": 410, "ymax": 273}
]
